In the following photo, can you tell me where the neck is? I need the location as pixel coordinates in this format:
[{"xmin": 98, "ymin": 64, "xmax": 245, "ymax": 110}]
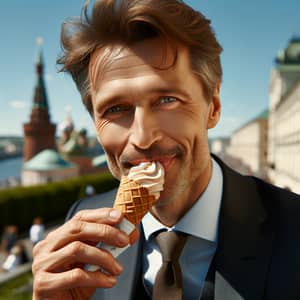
[{"xmin": 150, "ymin": 159, "xmax": 212, "ymax": 227}]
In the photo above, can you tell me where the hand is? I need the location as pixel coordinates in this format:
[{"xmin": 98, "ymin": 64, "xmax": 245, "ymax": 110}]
[{"xmin": 32, "ymin": 208, "xmax": 138, "ymax": 300}]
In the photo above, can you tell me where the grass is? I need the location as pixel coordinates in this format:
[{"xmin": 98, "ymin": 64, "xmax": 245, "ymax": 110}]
[{"xmin": 0, "ymin": 271, "xmax": 33, "ymax": 300}]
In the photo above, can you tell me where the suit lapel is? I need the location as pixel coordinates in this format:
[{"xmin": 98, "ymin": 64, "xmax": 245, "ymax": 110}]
[{"xmin": 213, "ymin": 158, "xmax": 274, "ymax": 300}]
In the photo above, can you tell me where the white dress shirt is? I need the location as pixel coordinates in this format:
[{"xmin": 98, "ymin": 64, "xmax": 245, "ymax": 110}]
[{"xmin": 142, "ymin": 158, "xmax": 223, "ymax": 300}]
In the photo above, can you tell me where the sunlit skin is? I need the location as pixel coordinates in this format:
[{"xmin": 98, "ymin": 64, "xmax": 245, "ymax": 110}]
[{"xmin": 90, "ymin": 38, "xmax": 221, "ymax": 226}]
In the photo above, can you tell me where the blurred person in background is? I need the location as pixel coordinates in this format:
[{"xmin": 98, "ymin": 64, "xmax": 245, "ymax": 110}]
[
  {"xmin": 29, "ymin": 217, "xmax": 45, "ymax": 246},
  {"xmin": 0, "ymin": 242, "xmax": 29, "ymax": 273},
  {"xmin": 85, "ymin": 185, "xmax": 96, "ymax": 197},
  {"xmin": 0, "ymin": 225, "xmax": 18, "ymax": 254},
  {"xmin": 32, "ymin": 0, "xmax": 300, "ymax": 299}
]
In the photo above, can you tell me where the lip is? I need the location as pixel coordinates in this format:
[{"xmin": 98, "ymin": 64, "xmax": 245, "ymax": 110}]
[
  {"xmin": 129, "ymin": 156, "xmax": 176, "ymax": 171},
  {"xmin": 158, "ymin": 156, "xmax": 175, "ymax": 171}
]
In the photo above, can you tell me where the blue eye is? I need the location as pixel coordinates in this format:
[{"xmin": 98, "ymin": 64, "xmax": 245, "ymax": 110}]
[
  {"xmin": 107, "ymin": 106, "xmax": 123, "ymax": 113},
  {"xmin": 160, "ymin": 96, "xmax": 177, "ymax": 104},
  {"xmin": 105, "ymin": 104, "xmax": 131, "ymax": 115}
]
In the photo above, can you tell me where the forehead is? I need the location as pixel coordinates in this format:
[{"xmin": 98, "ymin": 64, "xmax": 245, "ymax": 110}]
[{"xmin": 89, "ymin": 38, "xmax": 181, "ymax": 91}]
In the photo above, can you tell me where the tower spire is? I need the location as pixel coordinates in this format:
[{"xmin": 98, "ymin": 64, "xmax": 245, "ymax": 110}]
[
  {"xmin": 23, "ymin": 37, "xmax": 56, "ymax": 161},
  {"xmin": 33, "ymin": 37, "xmax": 49, "ymax": 110}
]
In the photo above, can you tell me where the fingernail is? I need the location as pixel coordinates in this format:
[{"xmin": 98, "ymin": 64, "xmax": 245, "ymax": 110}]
[
  {"xmin": 109, "ymin": 209, "xmax": 121, "ymax": 220},
  {"xmin": 107, "ymin": 276, "xmax": 117, "ymax": 286},
  {"xmin": 115, "ymin": 262, "xmax": 123, "ymax": 273},
  {"xmin": 117, "ymin": 232, "xmax": 129, "ymax": 245}
]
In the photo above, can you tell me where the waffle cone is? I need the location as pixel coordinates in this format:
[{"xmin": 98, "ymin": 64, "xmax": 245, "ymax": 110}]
[{"xmin": 113, "ymin": 176, "xmax": 156, "ymax": 225}]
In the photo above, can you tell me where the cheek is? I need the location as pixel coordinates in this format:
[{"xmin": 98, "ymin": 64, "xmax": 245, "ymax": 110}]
[
  {"xmin": 95, "ymin": 119, "xmax": 115, "ymax": 145},
  {"xmin": 158, "ymin": 109, "xmax": 204, "ymax": 139},
  {"xmin": 94, "ymin": 118, "xmax": 127, "ymax": 153},
  {"xmin": 157, "ymin": 112, "xmax": 185, "ymax": 135},
  {"xmin": 95, "ymin": 119, "xmax": 110, "ymax": 138},
  {"xmin": 160, "ymin": 110, "xmax": 209, "ymax": 163},
  {"xmin": 94, "ymin": 119, "xmax": 125, "ymax": 178}
]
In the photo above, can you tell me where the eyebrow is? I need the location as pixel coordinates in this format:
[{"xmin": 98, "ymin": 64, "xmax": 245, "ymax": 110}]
[{"xmin": 148, "ymin": 87, "xmax": 190, "ymax": 99}]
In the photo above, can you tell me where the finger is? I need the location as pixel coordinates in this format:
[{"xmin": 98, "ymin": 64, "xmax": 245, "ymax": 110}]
[
  {"xmin": 33, "ymin": 268, "xmax": 118, "ymax": 296},
  {"xmin": 73, "ymin": 207, "xmax": 123, "ymax": 224},
  {"xmin": 33, "ymin": 241, "xmax": 123, "ymax": 276},
  {"xmin": 40, "ymin": 219, "xmax": 130, "ymax": 253}
]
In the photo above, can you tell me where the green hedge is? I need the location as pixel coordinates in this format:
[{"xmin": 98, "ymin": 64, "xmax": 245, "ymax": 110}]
[{"xmin": 0, "ymin": 172, "xmax": 119, "ymax": 235}]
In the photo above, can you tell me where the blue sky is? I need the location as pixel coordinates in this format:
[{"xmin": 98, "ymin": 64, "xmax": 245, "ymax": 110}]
[{"xmin": 1, "ymin": 0, "xmax": 300, "ymax": 138}]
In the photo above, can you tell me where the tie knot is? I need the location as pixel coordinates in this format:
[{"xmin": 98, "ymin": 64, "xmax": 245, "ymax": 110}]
[{"xmin": 155, "ymin": 231, "xmax": 187, "ymax": 262}]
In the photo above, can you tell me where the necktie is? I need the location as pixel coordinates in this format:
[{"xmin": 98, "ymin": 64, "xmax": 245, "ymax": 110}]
[{"xmin": 152, "ymin": 231, "xmax": 187, "ymax": 300}]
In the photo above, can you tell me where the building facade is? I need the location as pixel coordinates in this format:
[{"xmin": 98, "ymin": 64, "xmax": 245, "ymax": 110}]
[
  {"xmin": 210, "ymin": 137, "xmax": 230, "ymax": 160},
  {"xmin": 268, "ymin": 37, "xmax": 300, "ymax": 192},
  {"xmin": 227, "ymin": 110, "xmax": 269, "ymax": 179}
]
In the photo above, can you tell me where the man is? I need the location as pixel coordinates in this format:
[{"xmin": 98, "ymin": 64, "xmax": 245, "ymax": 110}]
[{"xmin": 32, "ymin": 1, "xmax": 300, "ymax": 299}]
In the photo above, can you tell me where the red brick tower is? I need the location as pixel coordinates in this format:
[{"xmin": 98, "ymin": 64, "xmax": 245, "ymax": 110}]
[{"xmin": 23, "ymin": 47, "xmax": 56, "ymax": 161}]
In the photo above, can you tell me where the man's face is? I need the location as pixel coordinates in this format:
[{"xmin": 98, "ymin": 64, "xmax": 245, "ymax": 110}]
[{"xmin": 89, "ymin": 38, "xmax": 220, "ymax": 208}]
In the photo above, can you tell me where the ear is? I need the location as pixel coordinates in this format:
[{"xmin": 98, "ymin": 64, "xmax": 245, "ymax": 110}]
[{"xmin": 207, "ymin": 82, "xmax": 221, "ymax": 129}]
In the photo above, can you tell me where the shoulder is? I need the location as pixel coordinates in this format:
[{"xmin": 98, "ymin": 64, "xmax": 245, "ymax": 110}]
[
  {"xmin": 213, "ymin": 154, "xmax": 300, "ymax": 217},
  {"xmin": 253, "ymin": 176, "xmax": 300, "ymax": 219},
  {"xmin": 65, "ymin": 188, "xmax": 118, "ymax": 220},
  {"xmin": 213, "ymin": 154, "xmax": 300, "ymax": 203}
]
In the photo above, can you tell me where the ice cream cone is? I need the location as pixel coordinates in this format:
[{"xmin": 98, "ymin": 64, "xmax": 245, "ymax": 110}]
[
  {"xmin": 113, "ymin": 176, "xmax": 156, "ymax": 225},
  {"xmin": 85, "ymin": 162, "xmax": 164, "ymax": 270}
]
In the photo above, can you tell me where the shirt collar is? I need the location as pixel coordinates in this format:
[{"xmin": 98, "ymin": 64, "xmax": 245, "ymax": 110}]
[{"xmin": 142, "ymin": 157, "xmax": 223, "ymax": 242}]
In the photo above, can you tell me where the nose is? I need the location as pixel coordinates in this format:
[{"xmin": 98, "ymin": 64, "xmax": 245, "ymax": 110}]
[{"xmin": 129, "ymin": 107, "xmax": 162, "ymax": 149}]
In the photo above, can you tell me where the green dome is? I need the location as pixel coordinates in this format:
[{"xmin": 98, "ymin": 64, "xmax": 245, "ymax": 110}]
[
  {"xmin": 276, "ymin": 36, "xmax": 300, "ymax": 65},
  {"xmin": 23, "ymin": 149, "xmax": 76, "ymax": 171}
]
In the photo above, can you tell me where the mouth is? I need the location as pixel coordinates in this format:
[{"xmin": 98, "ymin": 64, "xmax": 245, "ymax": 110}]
[
  {"xmin": 124, "ymin": 156, "xmax": 176, "ymax": 171},
  {"xmin": 158, "ymin": 157, "xmax": 175, "ymax": 171},
  {"xmin": 121, "ymin": 145, "xmax": 182, "ymax": 173}
]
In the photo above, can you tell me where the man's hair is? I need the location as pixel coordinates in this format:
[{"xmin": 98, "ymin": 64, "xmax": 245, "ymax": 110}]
[{"xmin": 57, "ymin": 0, "xmax": 223, "ymax": 114}]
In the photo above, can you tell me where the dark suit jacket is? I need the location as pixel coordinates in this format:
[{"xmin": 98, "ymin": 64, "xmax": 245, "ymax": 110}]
[{"xmin": 66, "ymin": 157, "xmax": 300, "ymax": 300}]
